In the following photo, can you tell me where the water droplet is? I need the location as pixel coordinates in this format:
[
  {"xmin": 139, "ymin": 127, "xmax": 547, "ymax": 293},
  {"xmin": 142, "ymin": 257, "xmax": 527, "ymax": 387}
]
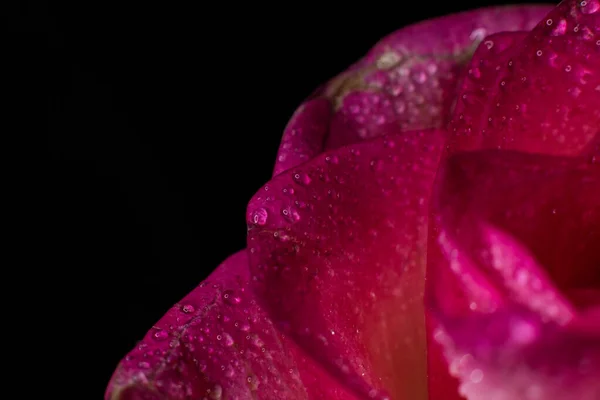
[
  {"xmin": 282, "ymin": 185, "xmax": 295, "ymax": 195},
  {"xmin": 551, "ymin": 19, "xmax": 567, "ymax": 35},
  {"xmin": 580, "ymin": 0, "xmax": 599, "ymax": 14},
  {"xmin": 250, "ymin": 208, "xmax": 268, "ymax": 226},
  {"xmin": 223, "ymin": 290, "xmax": 242, "ymax": 305},
  {"xmin": 153, "ymin": 329, "xmax": 169, "ymax": 341},
  {"xmin": 325, "ymin": 155, "xmax": 339, "ymax": 164},
  {"xmin": 511, "ymin": 320, "xmax": 537, "ymax": 345},
  {"xmin": 413, "ymin": 71, "xmax": 427, "ymax": 84},
  {"xmin": 138, "ymin": 361, "xmax": 150, "ymax": 369},
  {"xmin": 370, "ymin": 159, "xmax": 384, "ymax": 171},
  {"xmin": 383, "ymin": 139, "xmax": 395, "ymax": 148},
  {"xmin": 209, "ymin": 384, "xmax": 223, "ymax": 399},
  {"xmin": 470, "ymin": 28, "xmax": 487, "ymax": 41},
  {"xmin": 281, "ymin": 206, "xmax": 300, "ymax": 222},
  {"xmin": 223, "ymin": 333, "xmax": 234, "ymax": 346},
  {"xmin": 470, "ymin": 369, "xmax": 483, "ymax": 383},
  {"xmin": 247, "ymin": 375, "xmax": 260, "ymax": 391},
  {"xmin": 293, "ymin": 172, "xmax": 312, "ymax": 186},
  {"xmin": 181, "ymin": 304, "xmax": 195, "ymax": 313}
]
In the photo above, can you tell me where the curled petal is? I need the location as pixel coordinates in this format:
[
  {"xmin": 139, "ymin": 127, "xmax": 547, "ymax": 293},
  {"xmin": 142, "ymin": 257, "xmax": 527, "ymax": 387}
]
[
  {"xmin": 272, "ymin": 5, "xmax": 553, "ymax": 172},
  {"xmin": 106, "ymin": 251, "xmax": 357, "ymax": 400},
  {"xmin": 247, "ymin": 130, "xmax": 444, "ymax": 399},
  {"xmin": 428, "ymin": 150, "xmax": 600, "ymax": 399},
  {"xmin": 449, "ymin": 0, "xmax": 600, "ymax": 156},
  {"xmin": 323, "ymin": 5, "xmax": 552, "ymax": 151},
  {"xmin": 274, "ymin": 99, "xmax": 331, "ymax": 177}
]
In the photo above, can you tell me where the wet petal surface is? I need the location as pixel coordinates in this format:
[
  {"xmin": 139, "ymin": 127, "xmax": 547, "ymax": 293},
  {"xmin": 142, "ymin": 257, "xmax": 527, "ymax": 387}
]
[
  {"xmin": 272, "ymin": 5, "xmax": 553, "ymax": 175},
  {"xmin": 449, "ymin": 0, "xmax": 600, "ymax": 156},
  {"xmin": 274, "ymin": 99, "xmax": 331, "ymax": 177},
  {"xmin": 247, "ymin": 130, "xmax": 445, "ymax": 399},
  {"xmin": 322, "ymin": 5, "xmax": 552, "ymax": 150},
  {"xmin": 428, "ymin": 150, "xmax": 600, "ymax": 400},
  {"xmin": 106, "ymin": 251, "xmax": 357, "ymax": 400}
]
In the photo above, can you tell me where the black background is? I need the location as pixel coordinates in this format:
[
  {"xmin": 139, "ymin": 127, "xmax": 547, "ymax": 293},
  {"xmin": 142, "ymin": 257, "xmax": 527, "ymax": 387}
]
[{"xmin": 19, "ymin": 0, "xmax": 549, "ymax": 397}]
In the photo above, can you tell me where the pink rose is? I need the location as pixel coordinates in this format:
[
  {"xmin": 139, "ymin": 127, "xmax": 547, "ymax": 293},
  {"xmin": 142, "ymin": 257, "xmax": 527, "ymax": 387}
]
[{"xmin": 105, "ymin": 1, "xmax": 600, "ymax": 399}]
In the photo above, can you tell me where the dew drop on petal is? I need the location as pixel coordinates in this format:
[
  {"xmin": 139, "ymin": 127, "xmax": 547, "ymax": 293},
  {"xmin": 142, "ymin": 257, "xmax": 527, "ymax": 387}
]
[
  {"xmin": 470, "ymin": 369, "xmax": 483, "ymax": 383},
  {"xmin": 153, "ymin": 329, "xmax": 169, "ymax": 341},
  {"xmin": 223, "ymin": 333, "xmax": 234, "ymax": 346},
  {"xmin": 281, "ymin": 206, "xmax": 301, "ymax": 222},
  {"xmin": 209, "ymin": 384, "xmax": 223, "ymax": 399},
  {"xmin": 293, "ymin": 172, "xmax": 312, "ymax": 186},
  {"xmin": 181, "ymin": 304, "xmax": 195, "ymax": 313},
  {"xmin": 551, "ymin": 19, "xmax": 567, "ymax": 35},
  {"xmin": 223, "ymin": 289, "xmax": 242, "ymax": 305},
  {"xmin": 580, "ymin": 0, "xmax": 599, "ymax": 14},
  {"xmin": 325, "ymin": 155, "xmax": 339, "ymax": 164},
  {"xmin": 250, "ymin": 207, "xmax": 268, "ymax": 226}
]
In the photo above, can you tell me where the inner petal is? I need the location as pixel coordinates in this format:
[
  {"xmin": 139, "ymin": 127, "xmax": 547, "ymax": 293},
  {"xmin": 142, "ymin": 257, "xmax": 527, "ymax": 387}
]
[{"xmin": 437, "ymin": 150, "xmax": 600, "ymax": 313}]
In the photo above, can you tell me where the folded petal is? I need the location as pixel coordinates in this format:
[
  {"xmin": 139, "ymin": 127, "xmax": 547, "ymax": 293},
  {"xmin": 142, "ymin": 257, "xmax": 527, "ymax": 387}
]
[
  {"xmin": 427, "ymin": 150, "xmax": 600, "ymax": 399},
  {"xmin": 106, "ymin": 251, "xmax": 357, "ymax": 400},
  {"xmin": 274, "ymin": 98, "xmax": 331, "ymax": 177},
  {"xmin": 272, "ymin": 6, "xmax": 553, "ymax": 175},
  {"xmin": 247, "ymin": 130, "xmax": 445, "ymax": 399},
  {"xmin": 448, "ymin": 31, "xmax": 528, "ymax": 152},
  {"xmin": 449, "ymin": 0, "xmax": 600, "ymax": 156},
  {"xmin": 322, "ymin": 5, "xmax": 552, "ymax": 150}
]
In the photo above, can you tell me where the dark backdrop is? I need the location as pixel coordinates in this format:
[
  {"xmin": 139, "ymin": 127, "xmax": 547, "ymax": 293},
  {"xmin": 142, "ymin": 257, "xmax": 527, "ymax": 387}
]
[{"xmin": 26, "ymin": 0, "xmax": 550, "ymax": 397}]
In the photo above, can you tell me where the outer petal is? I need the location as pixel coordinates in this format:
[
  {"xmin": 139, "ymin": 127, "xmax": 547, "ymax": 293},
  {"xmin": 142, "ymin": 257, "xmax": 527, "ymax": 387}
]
[
  {"xmin": 273, "ymin": 5, "xmax": 553, "ymax": 175},
  {"xmin": 448, "ymin": 31, "xmax": 528, "ymax": 152},
  {"xmin": 247, "ymin": 130, "xmax": 445, "ymax": 399},
  {"xmin": 323, "ymin": 5, "xmax": 552, "ymax": 151},
  {"xmin": 449, "ymin": 0, "xmax": 600, "ymax": 156},
  {"xmin": 274, "ymin": 98, "xmax": 331, "ymax": 177},
  {"xmin": 427, "ymin": 150, "xmax": 600, "ymax": 400},
  {"xmin": 106, "ymin": 251, "xmax": 357, "ymax": 400}
]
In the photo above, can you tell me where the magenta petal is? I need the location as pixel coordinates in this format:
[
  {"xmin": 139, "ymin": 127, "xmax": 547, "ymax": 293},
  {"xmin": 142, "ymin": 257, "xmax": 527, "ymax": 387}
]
[
  {"xmin": 449, "ymin": 0, "xmax": 600, "ymax": 156},
  {"xmin": 448, "ymin": 31, "xmax": 528, "ymax": 152},
  {"xmin": 432, "ymin": 307, "xmax": 600, "ymax": 400},
  {"xmin": 435, "ymin": 150, "xmax": 600, "ymax": 314},
  {"xmin": 321, "ymin": 5, "xmax": 552, "ymax": 151},
  {"xmin": 247, "ymin": 130, "xmax": 445, "ymax": 399},
  {"xmin": 105, "ymin": 251, "xmax": 357, "ymax": 400},
  {"xmin": 427, "ymin": 150, "xmax": 600, "ymax": 399},
  {"xmin": 274, "ymin": 98, "xmax": 331, "ymax": 176}
]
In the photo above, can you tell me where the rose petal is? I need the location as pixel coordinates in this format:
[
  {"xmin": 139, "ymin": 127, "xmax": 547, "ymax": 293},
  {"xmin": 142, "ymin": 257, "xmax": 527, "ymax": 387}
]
[
  {"xmin": 427, "ymin": 150, "xmax": 600, "ymax": 399},
  {"xmin": 448, "ymin": 31, "xmax": 528, "ymax": 152},
  {"xmin": 322, "ymin": 5, "xmax": 552, "ymax": 150},
  {"xmin": 106, "ymin": 251, "xmax": 357, "ymax": 400},
  {"xmin": 449, "ymin": 0, "xmax": 600, "ymax": 156},
  {"xmin": 432, "ymin": 307, "xmax": 600, "ymax": 400},
  {"xmin": 271, "ymin": 6, "xmax": 553, "ymax": 174},
  {"xmin": 274, "ymin": 98, "xmax": 331, "ymax": 176},
  {"xmin": 247, "ymin": 130, "xmax": 444, "ymax": 399},
  {"xmin": 435, "ymin": 150, "xmax": 600, "ymax": 314}
]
